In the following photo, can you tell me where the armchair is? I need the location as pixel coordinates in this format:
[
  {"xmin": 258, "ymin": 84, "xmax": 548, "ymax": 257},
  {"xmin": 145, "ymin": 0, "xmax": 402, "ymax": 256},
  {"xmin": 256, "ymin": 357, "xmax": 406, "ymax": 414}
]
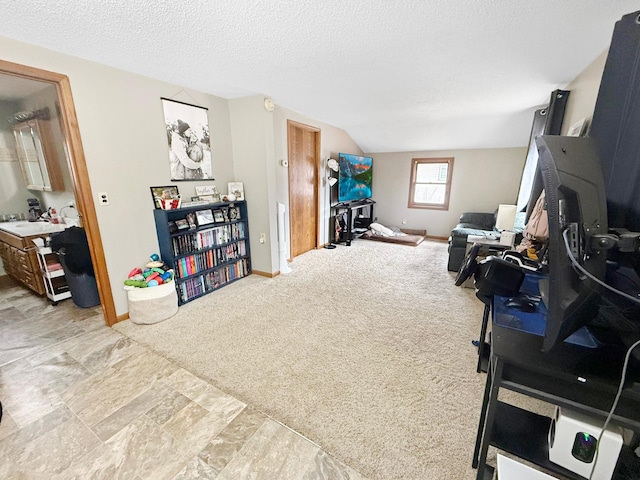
[
  {"xmin": 447, "ymin": 212, "xmax": 497, "ymax": 271},
  {"xmin": 447, "ymin": 211, "xmax": 526, "ymax": 272}
]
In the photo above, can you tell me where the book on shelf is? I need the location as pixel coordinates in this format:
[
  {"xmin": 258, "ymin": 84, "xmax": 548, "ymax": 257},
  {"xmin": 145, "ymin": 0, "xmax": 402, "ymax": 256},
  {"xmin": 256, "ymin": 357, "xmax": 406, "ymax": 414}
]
[
  {"xmin": 154, "ymin": 201, "xmax": 251, "ymax": 305},
  {"xmin": 178, "ymin": 258, "xmax": 250, "ymax": 303}
]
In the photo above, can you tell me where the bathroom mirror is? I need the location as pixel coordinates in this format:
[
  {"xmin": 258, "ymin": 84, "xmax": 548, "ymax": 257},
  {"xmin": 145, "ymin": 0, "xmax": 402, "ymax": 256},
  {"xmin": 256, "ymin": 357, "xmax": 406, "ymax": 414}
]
[{"xmin": 12, "ymin": 118, "xmax": 64, "ymax": 191}]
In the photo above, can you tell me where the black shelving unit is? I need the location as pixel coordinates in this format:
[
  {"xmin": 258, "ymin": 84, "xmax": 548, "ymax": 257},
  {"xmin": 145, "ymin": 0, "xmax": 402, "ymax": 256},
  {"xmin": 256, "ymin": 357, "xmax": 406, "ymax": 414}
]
[
  {"xmin": 153, "ymin": 201, "xmax": 251, "ymax": 305},
  {"xmin": 472, "ymin": 321, "xmax": 640, "ymax": 480},
  {"xmin": 332, "ymin": 198, "xmax": 375, "ymax": 246}
]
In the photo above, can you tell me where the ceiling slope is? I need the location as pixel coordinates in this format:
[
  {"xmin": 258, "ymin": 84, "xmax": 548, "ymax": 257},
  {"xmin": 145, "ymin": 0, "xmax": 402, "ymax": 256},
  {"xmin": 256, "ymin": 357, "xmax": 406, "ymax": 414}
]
[{"xmin": 1, "ymin": 1, "xmax": 637, "ymax": 152}]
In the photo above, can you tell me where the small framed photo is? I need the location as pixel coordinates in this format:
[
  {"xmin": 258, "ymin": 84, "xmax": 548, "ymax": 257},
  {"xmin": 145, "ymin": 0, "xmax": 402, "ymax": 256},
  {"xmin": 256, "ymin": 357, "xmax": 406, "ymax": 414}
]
[
  {"xmin": 186, "ymin": 212, "xmax": 197, "ymax": 229},
  {"xmin": 198, "ymin": 195, "xmax": 215, "ymax": 203},
  {"xmin": 229, "ymin": 206, "xmax": 240, "ymax": 221},
  {"xmin": 195, "ymin": 185, "xmax": 218, "ymax": 196},
  {"xmin": 168, "ymin": 220, "xmax": 178, "ymax": 233},
  {"xmin": 228, "ymin": 182, "xmax": 244, "ymax": 201},
  {"xmin": 195, "ymin": 209, "xmax": 214, "ymax": 226},
  {"xmin": 150, "ymin": 185, "xmax": 180, "ymax": 209},
  {"xmin": 175, "ymin": 218, "xmax": 189, "ymax": 230},
  {"xmin": 213, "ymin": 209, "xmax": 225, "ymax": 223}
]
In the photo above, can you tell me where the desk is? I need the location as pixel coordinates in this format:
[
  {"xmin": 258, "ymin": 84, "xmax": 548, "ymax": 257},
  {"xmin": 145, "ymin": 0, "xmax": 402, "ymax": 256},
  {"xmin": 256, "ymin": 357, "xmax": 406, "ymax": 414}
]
[{"xmin": 472, "ymin": 319, "xmax": 640, "ymax": 479}]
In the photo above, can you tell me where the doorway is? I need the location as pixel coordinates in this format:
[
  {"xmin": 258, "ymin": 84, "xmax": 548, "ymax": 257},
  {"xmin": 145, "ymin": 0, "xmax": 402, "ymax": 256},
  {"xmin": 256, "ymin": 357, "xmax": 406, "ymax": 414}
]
[
  {"xmin": 287, "ymin": 120, "xmax": 320, "ymax": 258},
  {"xmin": 0, "ymin": 59, "xmax": 116, "ymax": 326}
]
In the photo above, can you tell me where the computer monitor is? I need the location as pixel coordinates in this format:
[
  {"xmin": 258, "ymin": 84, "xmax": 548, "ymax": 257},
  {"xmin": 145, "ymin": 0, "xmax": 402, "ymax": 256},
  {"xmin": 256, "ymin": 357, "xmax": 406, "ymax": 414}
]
[{"xmin": 536, "ymin": 136, "xmax": 609, "ymax": 352}]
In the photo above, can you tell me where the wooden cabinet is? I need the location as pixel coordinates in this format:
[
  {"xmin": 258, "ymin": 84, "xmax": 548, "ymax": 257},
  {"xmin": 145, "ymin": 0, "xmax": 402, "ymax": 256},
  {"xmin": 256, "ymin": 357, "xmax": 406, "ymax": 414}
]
[
  {"xmin": 0, "ymin": 229, "xmax": 46, "ymax": 295},
  {"xmin": 12, "ymin": 118, "xmax": 64, "ymax": 191},
  {"xmin": 153, "ymin": 201, "xmax": 251, "ymax": 305}
]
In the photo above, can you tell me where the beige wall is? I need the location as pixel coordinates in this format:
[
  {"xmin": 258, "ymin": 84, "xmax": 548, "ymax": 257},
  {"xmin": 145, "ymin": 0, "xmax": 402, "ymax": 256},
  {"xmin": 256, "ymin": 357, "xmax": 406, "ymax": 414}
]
[
  {"xmin": 0, "ymin": 35, "xmax": 363, "ymax": 312},
  {"xmin": 273, "ymin": 107, "xmax": 363, "ymax": 251},
  {"xmin": 561, "ymin": 49, "xmax": 608, "ymax": 136},
  {"xmin": 0, "ymin": 35, "xmax": 236, "ymax": 315},
  {"xmin": 372, "ymin": 148, "xmax": 527, "ymax": 238},
  {"xmin": 0, "ymin": 33, "xmax": 613, "ymax": 311},
  {"xmin": 369, "ymin": 49, "xmax": 611, "ymax": 240},
  {"xmin": 229, "ymin": 95, "xmax": 279, "ymax": 274}
]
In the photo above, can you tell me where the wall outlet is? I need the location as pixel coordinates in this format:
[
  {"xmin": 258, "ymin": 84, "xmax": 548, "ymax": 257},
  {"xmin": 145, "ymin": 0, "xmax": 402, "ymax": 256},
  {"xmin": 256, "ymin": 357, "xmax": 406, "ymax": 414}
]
[
  {"xmin": 259, "ymin": 233, "xmax": 266, "ymax": 244},
  {"xmin": 402, "ymin": 218, "xmax": 407, "ymax": 225},
  {"xmin": 98, "ymin": 192, "xmax": 110, "ymax": 206}
]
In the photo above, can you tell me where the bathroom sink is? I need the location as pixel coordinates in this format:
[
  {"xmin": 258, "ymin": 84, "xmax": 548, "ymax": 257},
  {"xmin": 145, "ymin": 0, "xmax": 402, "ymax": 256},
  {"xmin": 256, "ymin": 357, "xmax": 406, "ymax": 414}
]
[{"xmin": 0, "ymin": 221, "xmax": 69, "ymax": 237}]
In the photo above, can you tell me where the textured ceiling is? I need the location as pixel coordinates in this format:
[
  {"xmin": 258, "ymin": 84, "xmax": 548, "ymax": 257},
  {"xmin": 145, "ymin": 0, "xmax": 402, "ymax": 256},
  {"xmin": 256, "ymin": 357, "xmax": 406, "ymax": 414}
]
[{"xmin": 1, "ymin": 1, "xmax": 637, "ymax": 153}]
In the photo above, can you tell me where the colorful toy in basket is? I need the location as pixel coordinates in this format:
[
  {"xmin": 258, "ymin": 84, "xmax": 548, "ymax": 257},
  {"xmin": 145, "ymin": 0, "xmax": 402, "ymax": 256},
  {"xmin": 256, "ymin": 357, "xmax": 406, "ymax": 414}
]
[{"xmin": 124, "ymin": 254, "xmax": 173, "ymax": 289}]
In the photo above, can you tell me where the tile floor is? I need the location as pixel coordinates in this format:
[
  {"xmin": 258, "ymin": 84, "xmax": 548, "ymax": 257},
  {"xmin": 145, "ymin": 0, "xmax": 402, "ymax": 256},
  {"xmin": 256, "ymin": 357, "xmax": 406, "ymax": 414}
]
[{"xmin": 0, "ymin": 280, "xmax": 365, "ymax": 479}]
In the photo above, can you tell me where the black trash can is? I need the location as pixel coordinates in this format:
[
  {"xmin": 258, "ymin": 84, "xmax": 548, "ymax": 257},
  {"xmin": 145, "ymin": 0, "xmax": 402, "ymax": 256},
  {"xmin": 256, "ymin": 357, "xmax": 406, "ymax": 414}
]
[{"xmin": 50, "ymin": 227, "xmax": 100, "ymax": 308}]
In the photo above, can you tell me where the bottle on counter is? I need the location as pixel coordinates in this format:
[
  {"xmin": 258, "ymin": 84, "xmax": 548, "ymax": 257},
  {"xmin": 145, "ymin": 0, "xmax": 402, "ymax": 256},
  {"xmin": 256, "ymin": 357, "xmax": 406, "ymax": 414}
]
[{"xmin": 49, "ymin": 208, "xmax": 59, "ymax": 224}]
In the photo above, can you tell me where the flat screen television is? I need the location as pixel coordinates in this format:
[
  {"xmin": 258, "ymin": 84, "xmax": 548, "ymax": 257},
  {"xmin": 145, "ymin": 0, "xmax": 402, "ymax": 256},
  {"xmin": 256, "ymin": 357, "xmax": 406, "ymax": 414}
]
[{"xmin": 338, "ymin": 153, "xmax": 372, "ymax": 202}]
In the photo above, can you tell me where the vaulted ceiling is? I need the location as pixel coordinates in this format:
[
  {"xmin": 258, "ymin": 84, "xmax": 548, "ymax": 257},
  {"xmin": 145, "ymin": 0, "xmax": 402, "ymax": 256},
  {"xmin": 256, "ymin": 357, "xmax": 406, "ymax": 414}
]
[{"xmin": 1, "ymin": 1, "xmax": 637, "ymax": 153}]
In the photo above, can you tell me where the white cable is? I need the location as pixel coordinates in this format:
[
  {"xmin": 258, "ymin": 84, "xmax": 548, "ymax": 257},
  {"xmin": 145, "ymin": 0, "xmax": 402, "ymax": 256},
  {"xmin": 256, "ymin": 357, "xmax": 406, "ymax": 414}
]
[
  {"xmin": 562, "ymin": 229, "xmax": 640, "ymax": 306},
  {"xmin": 588, "ymin": 338, "xmax": 640, "ymax": 480}
]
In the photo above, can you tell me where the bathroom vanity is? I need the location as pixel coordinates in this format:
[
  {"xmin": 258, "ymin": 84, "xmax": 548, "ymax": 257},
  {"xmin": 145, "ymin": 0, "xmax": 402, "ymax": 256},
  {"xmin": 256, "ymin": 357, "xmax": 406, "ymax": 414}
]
[{"xmin": 0, "ymin": 221, "xmax": 68, "ymax": 295}]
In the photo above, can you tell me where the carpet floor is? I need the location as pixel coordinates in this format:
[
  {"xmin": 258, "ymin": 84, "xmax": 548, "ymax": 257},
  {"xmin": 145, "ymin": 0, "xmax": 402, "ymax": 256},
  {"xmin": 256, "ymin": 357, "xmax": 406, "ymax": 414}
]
[{"xmin": 114, "ymin": 239, "xmax": 520, "ymax": 479}]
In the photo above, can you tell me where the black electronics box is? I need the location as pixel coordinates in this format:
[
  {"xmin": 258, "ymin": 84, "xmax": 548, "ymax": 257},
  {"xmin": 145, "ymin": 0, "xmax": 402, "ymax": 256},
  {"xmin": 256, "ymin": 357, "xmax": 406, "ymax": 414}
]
[{"xmin": 474, "ymin": 256, "xmax": 525, "ymax": 297}]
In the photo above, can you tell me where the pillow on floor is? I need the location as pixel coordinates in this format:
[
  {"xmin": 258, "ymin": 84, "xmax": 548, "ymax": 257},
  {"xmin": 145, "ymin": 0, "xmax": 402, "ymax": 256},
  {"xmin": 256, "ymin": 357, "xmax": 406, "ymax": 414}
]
[{"xmin": 369, "ymin": 222, "xmax": 394, "ymax": 237}]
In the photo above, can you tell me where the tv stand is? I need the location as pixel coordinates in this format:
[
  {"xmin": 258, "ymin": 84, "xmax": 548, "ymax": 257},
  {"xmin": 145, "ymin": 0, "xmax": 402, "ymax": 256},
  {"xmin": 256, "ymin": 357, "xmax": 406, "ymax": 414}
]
[{"xmin": 332, "ymin": 198, "xmax": 375, "ymax": 246}]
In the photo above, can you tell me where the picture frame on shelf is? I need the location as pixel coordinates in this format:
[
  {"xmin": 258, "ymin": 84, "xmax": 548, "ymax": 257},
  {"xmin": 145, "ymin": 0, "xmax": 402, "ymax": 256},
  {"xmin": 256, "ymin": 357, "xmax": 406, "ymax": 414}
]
[
  {"xmin": 175, "ymin": 218, "xmax": 190, "ymax": 230},
  {"xmin": 150, "ymin": 185, "xmax": 180, "ymax": 209},
  {"xmin": 195, "ymin": 185, "xmax": 219, "ymax": 196},
  {"xmin": 229, "ymin": 206, "xmax": 240, "ymax": 221},
  {"xmin": 228, "ymin": 182, "xmax": 244, "ymax": 201},
  {"xmin": 181, "ymin": 199, "xmax": 210, "ymax": 208},
  {"xmin": 195, "ymin": 209, "xmax": 215, "ymax": 226},
  {"xmin": 213, "ymin": 209, "xmax": 225, "ymax": 223},
  {"xmin": 186, "ymin": 212, "xmax": 197, "ymax": 229}
]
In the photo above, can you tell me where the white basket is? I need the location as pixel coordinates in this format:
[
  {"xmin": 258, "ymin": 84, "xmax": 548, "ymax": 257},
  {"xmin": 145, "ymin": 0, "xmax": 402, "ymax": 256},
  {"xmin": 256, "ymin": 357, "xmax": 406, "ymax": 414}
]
[{"xmin": 126, "ymin": 278, "xmax": 178, "ymax": 325}]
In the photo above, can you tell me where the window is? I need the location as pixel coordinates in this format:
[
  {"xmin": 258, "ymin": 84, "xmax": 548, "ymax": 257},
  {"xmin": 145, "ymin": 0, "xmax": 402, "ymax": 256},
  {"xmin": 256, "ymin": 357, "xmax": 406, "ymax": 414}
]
[{"xmin": 408, "ymin": 157, "xmax": 454, "ymax": 210}]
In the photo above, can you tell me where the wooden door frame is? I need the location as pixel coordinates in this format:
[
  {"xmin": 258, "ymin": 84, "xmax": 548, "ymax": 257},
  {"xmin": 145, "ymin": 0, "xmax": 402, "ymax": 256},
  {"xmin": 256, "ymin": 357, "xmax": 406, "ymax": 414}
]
[
  {"xmin": 0, "ymin": 59, "xmax": 116, "ymax": 327},
  {"xmin": 286, "ymin": 120, "xmax": 321, "ymax": 254}
]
